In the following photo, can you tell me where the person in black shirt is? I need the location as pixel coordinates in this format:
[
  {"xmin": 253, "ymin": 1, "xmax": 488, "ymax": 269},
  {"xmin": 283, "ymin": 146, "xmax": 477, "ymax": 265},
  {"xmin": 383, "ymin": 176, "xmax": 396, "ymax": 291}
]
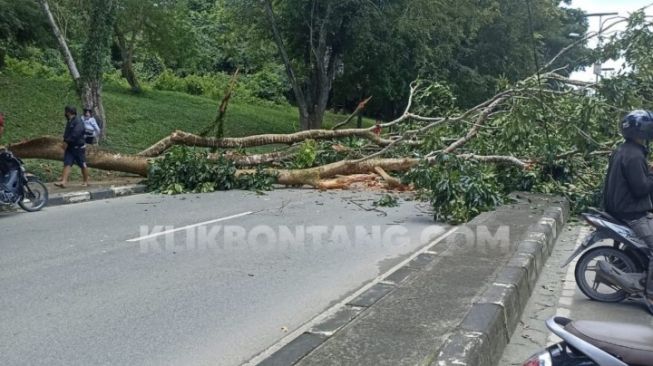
[
  {"xmin": 603, "ymin": 110, "xmax": 653, "ymax": 311},
  {"xmin": 55, "ymin": 106, "xmax": 89, "ymax": 188}
]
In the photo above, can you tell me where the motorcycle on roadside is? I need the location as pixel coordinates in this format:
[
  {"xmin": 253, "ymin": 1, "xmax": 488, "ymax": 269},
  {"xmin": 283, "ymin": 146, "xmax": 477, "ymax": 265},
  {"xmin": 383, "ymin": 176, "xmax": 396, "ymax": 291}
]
[
  {"xmin": 522, "ymin": 317, "xmax": 653, "ymax": 366},
  {"xmin": 519, "ymin": 209, "xmax": 653, "ymax": 365},
  {"xmin": 562, "ymin": 208, "xmax": 652, "ymax": 311},
  {"xmin": 0, "ymin": 150, "xmax": 48, "ymax": 212}
]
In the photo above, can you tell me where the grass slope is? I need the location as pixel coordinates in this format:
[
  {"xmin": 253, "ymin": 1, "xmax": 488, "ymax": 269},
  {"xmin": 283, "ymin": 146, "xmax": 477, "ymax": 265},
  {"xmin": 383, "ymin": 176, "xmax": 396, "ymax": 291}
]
[
  {"xmin": 0, "ymin": 74, "xmax": 366, "ymax": 182},
  {"xmin": 0, "ymin": 74, "xmax": 357, "ymax": 153}
]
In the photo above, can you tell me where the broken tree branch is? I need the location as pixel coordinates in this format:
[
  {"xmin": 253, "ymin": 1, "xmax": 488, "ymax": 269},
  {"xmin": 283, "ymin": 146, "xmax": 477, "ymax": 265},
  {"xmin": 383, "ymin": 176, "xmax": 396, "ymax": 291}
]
[
  {"xmin": 203, "ymin": 68, "xmax": 240, "ymax": 138},
  {"xmin": 138, "ymin": 129, "xmax": 393, "ymax": 157},
  {"xmin": 444, "ymin": 95, "xmax": 510, "ymax": 153},
  {"xmin": 332, "ymin": 96, "xmax": 372, "ymax": 130}
]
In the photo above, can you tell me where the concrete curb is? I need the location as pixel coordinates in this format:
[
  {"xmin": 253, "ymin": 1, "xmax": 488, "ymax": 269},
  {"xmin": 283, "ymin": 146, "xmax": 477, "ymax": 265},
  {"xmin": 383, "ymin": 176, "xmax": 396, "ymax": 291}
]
[
  {"xmin": 255, "ymin": 194, "xmax": 569, "ymax": 366},
  {"xmin": 47, "ymin": 184, "xmax": 147, "ymax": 207},
  {"xmin": 435, "ymin": 198, "xmax": 569, "ymax": 366}
]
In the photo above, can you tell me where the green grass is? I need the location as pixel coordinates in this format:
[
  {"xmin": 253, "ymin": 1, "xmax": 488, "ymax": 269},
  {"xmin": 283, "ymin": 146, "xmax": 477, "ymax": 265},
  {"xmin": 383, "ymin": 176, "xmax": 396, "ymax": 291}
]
[{"xmin": 0, "ymin": 73, "xmax": 364, "ymax": 153}]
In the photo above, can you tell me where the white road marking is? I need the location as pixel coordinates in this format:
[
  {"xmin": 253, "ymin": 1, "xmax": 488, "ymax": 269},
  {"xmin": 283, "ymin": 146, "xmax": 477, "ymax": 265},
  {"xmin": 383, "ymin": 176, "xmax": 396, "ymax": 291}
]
[
  {"xmin": 242, "ymin": 226, "xmax": 458, "ymax": 366},
  {"xmin": 126, "ymin": 211, "xmax": 254, "ymax": 242}
]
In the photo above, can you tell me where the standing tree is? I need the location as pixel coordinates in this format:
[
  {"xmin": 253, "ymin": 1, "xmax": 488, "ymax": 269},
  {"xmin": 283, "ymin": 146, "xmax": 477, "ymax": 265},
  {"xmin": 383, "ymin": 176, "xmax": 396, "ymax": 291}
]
[
  {"xmin": 38, "ymin": 0, "xmax": 115, "ymax": 135},
  {"xmin": 38, "ymin": 0, "xmax": 81, "ymax": 85},
  {"xmin": 260, "ymin": 0, "xmax": 362, "ymax": 130},
  {"xmin": 80, "ymin": 0, "xmax": 116, "ymax": 132},
  {"xmin": 113, "ymin": 0, "xmax": 192, "ymax": 93}
]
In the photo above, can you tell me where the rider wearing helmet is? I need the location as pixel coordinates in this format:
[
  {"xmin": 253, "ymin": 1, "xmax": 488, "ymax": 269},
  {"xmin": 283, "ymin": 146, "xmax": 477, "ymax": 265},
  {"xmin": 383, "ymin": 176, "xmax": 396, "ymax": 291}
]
[{"xmin": 603, "ymin": 110, "xmax": 653, "ymax": 312}]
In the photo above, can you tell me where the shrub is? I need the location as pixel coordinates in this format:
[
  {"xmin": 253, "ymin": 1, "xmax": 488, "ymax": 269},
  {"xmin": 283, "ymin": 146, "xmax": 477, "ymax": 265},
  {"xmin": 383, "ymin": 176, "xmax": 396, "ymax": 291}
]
[
  {"xmin": 246, "ymin": 65, "xmax": 289, "ymax": 104},
  {"xmin": 151, "ymin": 68, "xmax": 289, "ymax": 105},
  {"xmin": 184, "ymin": 74, "xmax": 205, "ymax": 95},
  {"xmin": 4, "ymin": 56, "xmax": 65, "ymax": 81},
  {"xmin": 152, "ymin": 69, "xmax": 186, "ymax": 93}
]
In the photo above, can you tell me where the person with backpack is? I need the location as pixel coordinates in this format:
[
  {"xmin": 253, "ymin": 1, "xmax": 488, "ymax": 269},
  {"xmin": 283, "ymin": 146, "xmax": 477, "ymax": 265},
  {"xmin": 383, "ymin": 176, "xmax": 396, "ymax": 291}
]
[
  {"xmin": 82, "ymin": 107, "xmax": 101, "ymax": 144},
  {"xmin": 55, "ymin": 106, "xmax": 89, "ymax": 188}
]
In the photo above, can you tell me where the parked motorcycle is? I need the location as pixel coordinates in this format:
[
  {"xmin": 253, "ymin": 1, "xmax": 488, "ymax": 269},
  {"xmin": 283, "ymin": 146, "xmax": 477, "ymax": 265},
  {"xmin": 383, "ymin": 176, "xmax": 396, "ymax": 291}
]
[
  {"xmin": 562, "ymin": 208, "xmax": 651, "ymax": 309},
  {"xmin": 522, "ymin": 317, "xmax": 653, "ymax": 366},
  {"xmin": 0, "ymin": 150, "xmax": 48, "ymax": 212}
]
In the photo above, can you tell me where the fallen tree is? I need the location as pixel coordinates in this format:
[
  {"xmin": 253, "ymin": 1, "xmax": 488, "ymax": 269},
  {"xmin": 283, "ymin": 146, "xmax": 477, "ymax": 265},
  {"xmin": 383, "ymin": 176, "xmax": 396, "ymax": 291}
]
[
  {"xmin": 2, "ymin": 69, "xmax": 575, "ymax": 186},
  {"xmin": 7, "ymin": 135, "xmax": 526, "ymax": 187},
  {"xmin": 4, "ymin": 11, "xmax": 650, "ymax": 221},
  {"xmin": 8, "ymin": 137, "xmax": 150, "ymax": 176}
]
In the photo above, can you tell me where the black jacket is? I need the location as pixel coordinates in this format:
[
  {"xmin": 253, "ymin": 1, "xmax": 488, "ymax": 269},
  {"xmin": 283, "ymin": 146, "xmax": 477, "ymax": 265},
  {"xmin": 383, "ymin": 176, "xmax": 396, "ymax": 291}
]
[
  {"xmin": 63, "ymin": 115, "xmax": 85, "ymax": 147},
  {"xmin": 603, "ymin": 140, "xmax": 653, "ymax": 220}
]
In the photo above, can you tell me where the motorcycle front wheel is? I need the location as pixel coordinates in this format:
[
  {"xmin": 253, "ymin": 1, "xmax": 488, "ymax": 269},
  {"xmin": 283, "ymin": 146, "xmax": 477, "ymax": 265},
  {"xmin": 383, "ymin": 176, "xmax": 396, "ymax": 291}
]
[
  {"xmin": 575, "ymin": 246, "xmax": 638, "ymax": 303},
  {"xmin": 18, "ymin": 176, "xmax": 48, "ymax": 212}
]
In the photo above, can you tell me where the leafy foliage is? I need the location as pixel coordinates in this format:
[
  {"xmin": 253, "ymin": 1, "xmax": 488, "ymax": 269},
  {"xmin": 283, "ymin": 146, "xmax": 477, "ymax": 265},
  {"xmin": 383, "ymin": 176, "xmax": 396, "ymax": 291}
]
[
  {"xmin": 80, "ymin": 0, "xmax": 116, "ymax": 85},
  {"xmin": 405, "ymin": 156, "xmax": 507, "ymax": 224},
  {"xmin": 292, "ymin": 140, "xmax": 317, "ymax": 169},
  {"xmin": 151, "ymin": 68, "xmax": 289, "ymax": 105},
  {"xmin": 0, "ymin": 0, "xmax": 52, "ymax": 66},
  {"xmin": 373, "ymin": 194, "xmax": 399, "ymax": 208},
  {"xmin": 147, "ymin": 147, "xmax": 276, "ymax": 194}
]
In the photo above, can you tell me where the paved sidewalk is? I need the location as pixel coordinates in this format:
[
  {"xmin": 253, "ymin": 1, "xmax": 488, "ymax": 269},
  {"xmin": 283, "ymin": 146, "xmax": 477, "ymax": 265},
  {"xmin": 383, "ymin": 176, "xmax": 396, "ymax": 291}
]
[
  {"xmin": 500, "ymin": 223, "xmax": 653, "ymax": 365},
  {"xmin": 254, "ymin": 193, "xmax": 568, "ymax": 366},
  {"xmin": 44, "ymin": 177, "xmax": 143, "ymax": 195},
  {"xmin": 45, "ymin": 177, "xmax": 147, "ymax": 207}
]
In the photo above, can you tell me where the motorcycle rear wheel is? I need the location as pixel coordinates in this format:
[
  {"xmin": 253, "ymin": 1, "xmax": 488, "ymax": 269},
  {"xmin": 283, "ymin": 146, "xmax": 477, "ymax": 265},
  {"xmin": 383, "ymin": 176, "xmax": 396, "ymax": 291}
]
[{"xmin": 575, "ymin": 246, "xmax": 638, "ymax": 303}]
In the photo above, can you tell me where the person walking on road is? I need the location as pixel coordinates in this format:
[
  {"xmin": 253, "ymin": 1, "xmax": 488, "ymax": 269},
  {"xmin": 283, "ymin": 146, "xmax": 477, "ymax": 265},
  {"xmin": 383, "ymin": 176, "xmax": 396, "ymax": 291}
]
[{"xmin": 55, "ymin": 106, "xmax": 89, "ymax": 188}]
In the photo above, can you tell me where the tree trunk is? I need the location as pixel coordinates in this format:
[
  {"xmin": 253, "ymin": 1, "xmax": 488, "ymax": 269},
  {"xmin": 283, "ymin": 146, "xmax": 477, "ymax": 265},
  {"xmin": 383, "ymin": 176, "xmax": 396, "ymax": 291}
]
[
  {"xmin": 38, "ymin": 0, "xmax": 81, "ymax": 91},
  {"xmin": 115, "ymin": 27, "xmax": 141, "ymax": 94},
  {"xmin": 261, "ymin": 0, "xmax": 311, "ymax": 130},
  {"xmin": 80, "ymin": 0, "xmax": 116, "ymax": 137},
  {"xmin": 121, "ymin": 56, "xmax": 141, "ymax": 94},
  {"xmin": 8, "ymin": 137, "xmax": 149, "ymax": 176},
  {"xmin": 40, "ymin": 0, "xmax": 113, "ymax": 135}
]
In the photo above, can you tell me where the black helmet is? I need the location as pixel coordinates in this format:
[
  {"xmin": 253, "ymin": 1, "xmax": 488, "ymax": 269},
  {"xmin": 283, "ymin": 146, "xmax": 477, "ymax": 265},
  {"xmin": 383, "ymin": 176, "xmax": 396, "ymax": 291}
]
[{"xmin": 621, "ymin": 110, "xmax": 653, "ymax": 141}]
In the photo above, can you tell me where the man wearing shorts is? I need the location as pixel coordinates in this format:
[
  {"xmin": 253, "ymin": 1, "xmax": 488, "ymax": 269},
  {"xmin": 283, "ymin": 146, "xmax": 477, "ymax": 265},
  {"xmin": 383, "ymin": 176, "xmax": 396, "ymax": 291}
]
[{"xmin": 56, "ymin": 106, "xmax": 89, "ymax": 188}]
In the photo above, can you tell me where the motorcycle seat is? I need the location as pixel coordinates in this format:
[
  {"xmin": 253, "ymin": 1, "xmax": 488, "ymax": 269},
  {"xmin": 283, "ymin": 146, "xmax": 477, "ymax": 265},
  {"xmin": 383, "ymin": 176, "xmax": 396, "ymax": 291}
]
[
  {"xmin": 566, "ymin": 320, "xmax": 653, "ymax": 366},
  {"xmin": 587, "ymin": 207, "xmax": 627, "ymax": 225}
]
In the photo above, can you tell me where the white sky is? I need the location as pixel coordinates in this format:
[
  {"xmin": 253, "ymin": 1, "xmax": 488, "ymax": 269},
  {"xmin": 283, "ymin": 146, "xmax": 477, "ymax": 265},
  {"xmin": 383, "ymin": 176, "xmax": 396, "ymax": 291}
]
[{"xmin": 566, "ymin": 0, "xmax": 653, "ymax": 81}]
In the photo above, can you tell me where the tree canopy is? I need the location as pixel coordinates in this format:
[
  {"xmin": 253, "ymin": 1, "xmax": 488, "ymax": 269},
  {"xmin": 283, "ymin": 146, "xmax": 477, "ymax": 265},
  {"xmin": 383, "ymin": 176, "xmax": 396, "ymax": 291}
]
[{"xmin": 2, "ymin": 0, "xmax": 589, "ymax": 128}]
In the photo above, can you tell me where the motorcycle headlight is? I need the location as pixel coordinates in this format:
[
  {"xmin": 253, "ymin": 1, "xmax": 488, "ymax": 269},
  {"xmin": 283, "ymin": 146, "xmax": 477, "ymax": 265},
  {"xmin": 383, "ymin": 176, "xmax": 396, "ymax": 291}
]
[{"xmin": 521, "ymin": 350, "xmax": 552, "ymax": 366}]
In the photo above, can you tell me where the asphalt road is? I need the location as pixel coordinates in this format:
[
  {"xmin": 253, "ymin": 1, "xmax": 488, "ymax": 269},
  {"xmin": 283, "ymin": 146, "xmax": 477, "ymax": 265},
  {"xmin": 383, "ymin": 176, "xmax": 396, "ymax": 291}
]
[
  {"xmin": 501, "ymin": 224, "xmax": 653, "ymax": 365},
  {"xmin": 0, "ymin": 189, "xmax": 446, "ymax": 366}
]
